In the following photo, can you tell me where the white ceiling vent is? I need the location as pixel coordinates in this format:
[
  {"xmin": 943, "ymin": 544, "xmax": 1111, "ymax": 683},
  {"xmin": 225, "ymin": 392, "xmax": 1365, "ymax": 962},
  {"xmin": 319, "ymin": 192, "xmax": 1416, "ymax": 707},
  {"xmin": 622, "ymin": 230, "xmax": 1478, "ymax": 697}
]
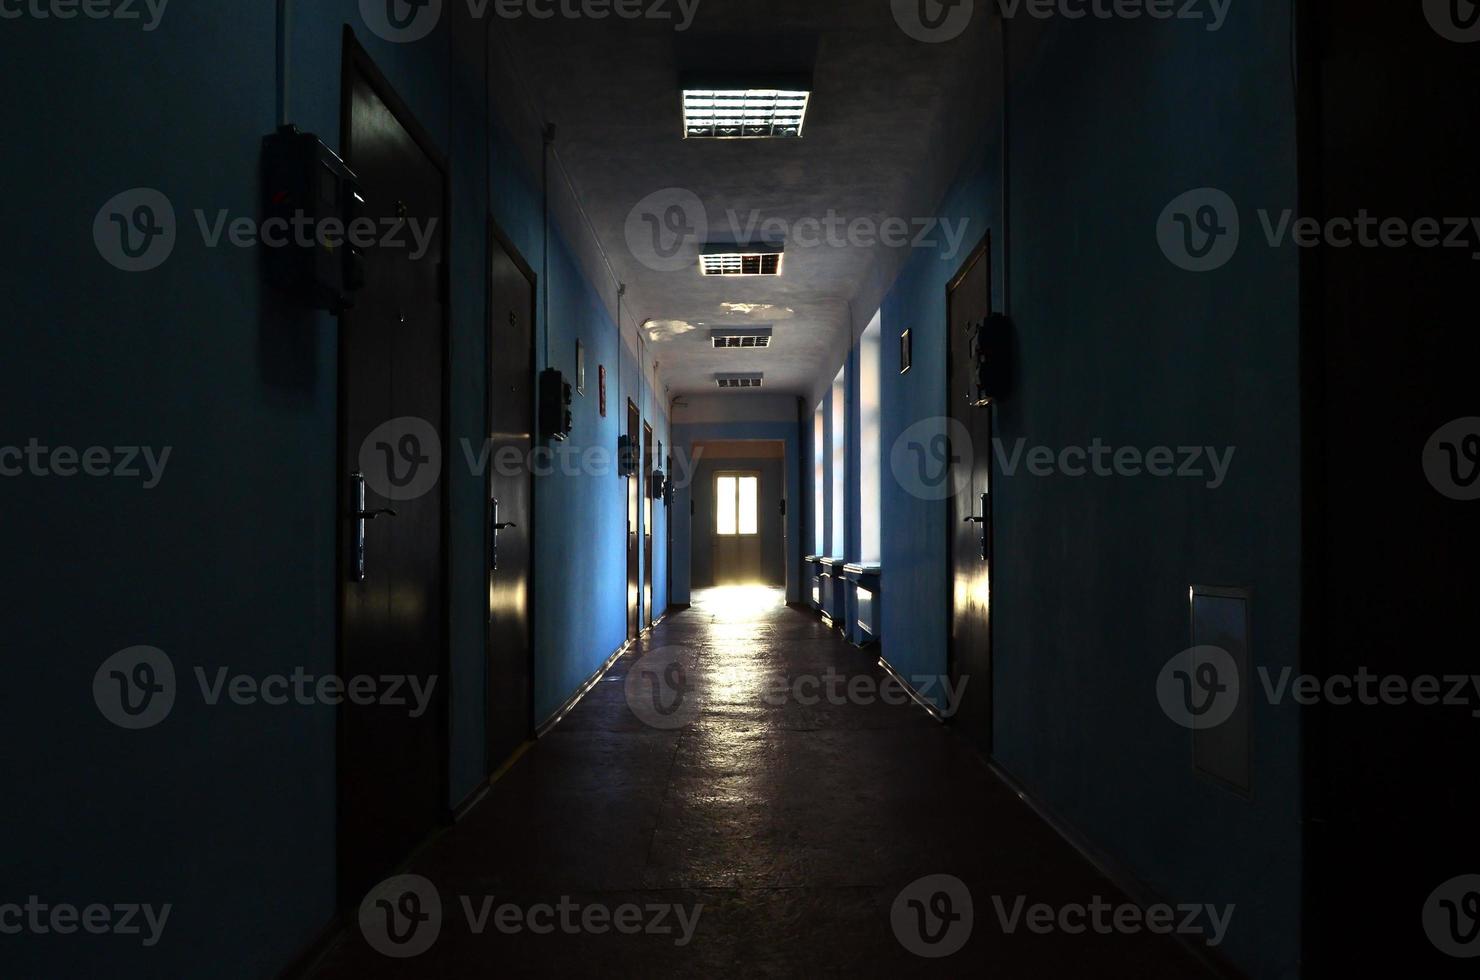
[
  {"xmin": 711, "ymin": 327, "xmax": 773, "ymax": 349},
  {"xmin": 716, "ymin": 373, "xmax": 765, "ymax": 389}
]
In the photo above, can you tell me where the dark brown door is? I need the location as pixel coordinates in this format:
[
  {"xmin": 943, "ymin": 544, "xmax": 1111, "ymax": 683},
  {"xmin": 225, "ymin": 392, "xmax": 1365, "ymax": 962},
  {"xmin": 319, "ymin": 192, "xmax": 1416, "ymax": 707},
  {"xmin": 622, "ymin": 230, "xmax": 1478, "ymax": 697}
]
[
  {"xmin": 485, "ymin": 225, "xmax": 534, "ymax": 770},
  {"xmin": 627, "ymin": 400, "xmax": 641, "ymax": 639},
  {"xmin": 946, "ymin": 238, "xmax": 992, "ymax": 750},
  {"xmin": 337, "ymin": 40, "xmax": 448, "ymax": 902},
  {"xmin": 643, "ymin": 422, "xmax": 655, "ymax": 625}
]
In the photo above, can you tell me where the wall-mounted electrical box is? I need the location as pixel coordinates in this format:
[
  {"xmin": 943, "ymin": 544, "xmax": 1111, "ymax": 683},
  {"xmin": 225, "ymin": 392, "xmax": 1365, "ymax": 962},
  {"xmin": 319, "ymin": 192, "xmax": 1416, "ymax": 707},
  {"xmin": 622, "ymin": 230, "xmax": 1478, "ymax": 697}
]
[
  {"xmin": 261, "ymin": 125, "xmax": 364, "ymax": 313},
  {"xmin": 967, "ymin": 313, "xmax": 1013, "ymax": 406},
  {"xmin": 618, "ymin": 435, "xmax": 638, "ymax": 477},
  {"xmin": 539, "ymin": 368, "xmax": 573, "ymax": 442}
]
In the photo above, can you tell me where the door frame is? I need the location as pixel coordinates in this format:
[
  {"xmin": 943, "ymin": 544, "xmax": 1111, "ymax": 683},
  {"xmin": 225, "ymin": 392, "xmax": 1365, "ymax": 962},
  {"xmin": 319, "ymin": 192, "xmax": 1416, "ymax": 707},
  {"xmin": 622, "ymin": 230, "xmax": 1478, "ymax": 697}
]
[
  {"xmin": 712, "ymin": 469, "xmax": 764, "ymax": 585},
  {"xmin": 484, "ymin": 216, "xmax": 538, "ymax": 776},
  {"xmin": 626, "ymin": 398, "xmax": 641, "ymax": 640},
  {"xmin": 643, "ymin": 420, "xmax": 655, "ymax": 626},
  {"xmin": 943, "ymin": 231, "xmax": 993, "ymax": 750},
  {"xmin": 665, "ymin": 447, "xmax": 675, "ymax": 611},
  {"xmin": 334, "ymin": 28, "xmax": 454, "ymax": 902}
]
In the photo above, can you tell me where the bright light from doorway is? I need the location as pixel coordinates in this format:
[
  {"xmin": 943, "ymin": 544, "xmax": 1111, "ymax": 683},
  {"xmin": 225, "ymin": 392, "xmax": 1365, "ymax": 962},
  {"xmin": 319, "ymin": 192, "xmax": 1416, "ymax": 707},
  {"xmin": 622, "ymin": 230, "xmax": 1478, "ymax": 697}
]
[
  {"xmin": 701, "ymin": 585, "xmax": 782, "ymax": 617},
  {"xmin": 738, "ymin": 477, "xmax": 758, "ymax": 535},
  {"xmin": 716, "ymin": 474, "xmax": 759, "ymax": 536}
]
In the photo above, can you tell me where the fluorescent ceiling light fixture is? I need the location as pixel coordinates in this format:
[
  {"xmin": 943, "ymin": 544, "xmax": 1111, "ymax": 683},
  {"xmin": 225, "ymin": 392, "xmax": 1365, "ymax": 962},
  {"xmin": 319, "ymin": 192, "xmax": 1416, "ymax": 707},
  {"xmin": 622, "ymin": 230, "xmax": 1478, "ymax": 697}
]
[
  {"xmin": 716, "ymin": 373, "xmax": 765, "ymax": 389},
  {"xmin": 701, "ymin": 252, "xmax": 783, "ymax": 276},
  {"xmin": 711, "ymin": 326, "xmax": 773, "ymax": 349},
  {"xmin": 700, "ymin": 242, "xmax": 784, "ymax": 277},
  {"xmin": 681, "ymin": 75, "xmax": 811, "ymax": 139}
]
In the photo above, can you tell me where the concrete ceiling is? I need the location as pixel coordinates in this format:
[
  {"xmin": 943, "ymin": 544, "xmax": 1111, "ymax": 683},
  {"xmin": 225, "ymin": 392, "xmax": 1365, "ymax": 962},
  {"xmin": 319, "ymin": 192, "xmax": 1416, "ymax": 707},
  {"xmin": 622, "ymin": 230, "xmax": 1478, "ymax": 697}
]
[{"xmin": 493, "ymin": 0, "xmax": 991, "ymax": 397}]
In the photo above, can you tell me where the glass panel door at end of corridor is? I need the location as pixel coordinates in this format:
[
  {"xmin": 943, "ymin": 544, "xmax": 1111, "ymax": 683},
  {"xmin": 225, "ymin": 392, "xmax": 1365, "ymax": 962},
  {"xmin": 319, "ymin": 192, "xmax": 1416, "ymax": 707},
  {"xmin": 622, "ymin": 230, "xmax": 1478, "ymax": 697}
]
[{"xmin": 714, "ymin": 471, "xmax": 762, "ymax": 585}]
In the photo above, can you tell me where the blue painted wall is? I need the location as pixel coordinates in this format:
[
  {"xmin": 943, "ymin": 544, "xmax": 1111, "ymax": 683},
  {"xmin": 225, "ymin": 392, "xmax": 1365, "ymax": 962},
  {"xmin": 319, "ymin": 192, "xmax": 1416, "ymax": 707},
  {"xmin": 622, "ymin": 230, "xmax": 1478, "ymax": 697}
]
[
  {"xmin": 531, "ymin": 226, "xmax": 670, "ymax": 724},
  {"xmin": 865, "ymin": 10, "xmax": 1302, "ymax": 979},
  {"xmin": 2, "ymin": 4, "xmax": 666, "ymax": 976},
  {"xmin": 877, "ymin": 165, "xmax": 996, "ymax": 687}
]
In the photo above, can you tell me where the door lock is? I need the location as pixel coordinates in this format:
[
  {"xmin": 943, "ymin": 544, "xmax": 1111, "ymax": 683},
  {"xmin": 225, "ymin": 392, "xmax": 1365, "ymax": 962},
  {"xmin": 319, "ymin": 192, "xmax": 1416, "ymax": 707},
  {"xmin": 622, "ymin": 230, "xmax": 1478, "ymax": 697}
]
[
  {"xmin": 351, "ymin": 472, "xmax": 397, "ymax": 582},
  {"xmin": 492, "ymin": 499, "xmax": 517, "ymax": 570},
  {"xmin": 962, "ymin": 492, "xmax": 989, "ymax": 561}
]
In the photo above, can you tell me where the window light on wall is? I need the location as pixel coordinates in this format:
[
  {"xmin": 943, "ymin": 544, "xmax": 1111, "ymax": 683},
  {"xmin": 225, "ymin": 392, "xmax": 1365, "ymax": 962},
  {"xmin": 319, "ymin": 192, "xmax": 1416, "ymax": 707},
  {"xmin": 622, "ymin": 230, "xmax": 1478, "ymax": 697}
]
[
  {"xmin": 831, "ymin": 368, "xmax": 845, "ymax": 558},
  {"xmin": 860, "ymin": 312, "xmax": 882, "ymax": 565},
  {"xmin": 813, "ymin": 408, "xmax": 825, "ymax": 555}
]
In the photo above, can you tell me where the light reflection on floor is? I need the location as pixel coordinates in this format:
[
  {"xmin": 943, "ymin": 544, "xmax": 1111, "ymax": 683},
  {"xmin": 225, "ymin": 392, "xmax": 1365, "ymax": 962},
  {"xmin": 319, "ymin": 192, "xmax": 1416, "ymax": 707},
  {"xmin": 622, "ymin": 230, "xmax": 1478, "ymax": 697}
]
[
  {"xmin": 692, "ymin": 584, "xmax": 784, "ymax": 620},
  {"xmin": 679, "ymin": 586, "xmax": 790, "ymax": 812}
]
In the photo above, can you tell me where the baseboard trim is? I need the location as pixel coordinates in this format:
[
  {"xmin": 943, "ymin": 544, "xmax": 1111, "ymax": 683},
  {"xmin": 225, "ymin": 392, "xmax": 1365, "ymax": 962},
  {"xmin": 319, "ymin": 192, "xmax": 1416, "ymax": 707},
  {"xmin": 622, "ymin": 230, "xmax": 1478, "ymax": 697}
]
[
  {"xmin": 987, "ymin": 760, "xmax": 1247, "ymax": 980},
  {"xmin": 876, "ymin": 653, "xmax": 949, "ymax": 723},
  {"xmin": 454, "ymin": 736, "xmax": 535, "ymax": 823},
  {"xmin": 536, "ymin": 640, "xmax": 631, "ymax": 737},
  {"xmin": 453, "ymin": 778, "xmax": 491, "ymax": 821}
]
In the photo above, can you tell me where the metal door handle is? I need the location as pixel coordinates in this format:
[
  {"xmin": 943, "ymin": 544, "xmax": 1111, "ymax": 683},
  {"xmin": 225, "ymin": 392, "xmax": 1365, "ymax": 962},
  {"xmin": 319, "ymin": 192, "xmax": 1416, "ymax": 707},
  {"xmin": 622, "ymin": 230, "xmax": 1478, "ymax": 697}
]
[
  {"xmin": 350, "ymin": 472, "xmax": 395, "ymax": 582},
  {"xmin": 973, "ymin": 491, "xmax": 989, "ymax": 561},
  {"xmin": 492, "ymin": 501, "xmax": 517, "ymax": 570}
]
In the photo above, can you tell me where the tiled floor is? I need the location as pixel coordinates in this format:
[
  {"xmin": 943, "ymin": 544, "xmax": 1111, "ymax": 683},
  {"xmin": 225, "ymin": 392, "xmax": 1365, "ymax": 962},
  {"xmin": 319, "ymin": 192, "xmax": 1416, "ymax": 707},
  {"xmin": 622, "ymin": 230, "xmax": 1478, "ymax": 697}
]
[{"xmin": 310, "ymin": 587, "xmax": 1215, "ymax": 978}]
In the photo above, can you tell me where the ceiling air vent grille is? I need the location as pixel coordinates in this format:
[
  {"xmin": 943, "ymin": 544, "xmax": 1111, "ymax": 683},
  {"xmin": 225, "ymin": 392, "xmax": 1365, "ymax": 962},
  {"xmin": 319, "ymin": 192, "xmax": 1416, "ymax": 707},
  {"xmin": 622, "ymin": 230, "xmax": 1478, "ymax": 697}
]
[
  {"xmin": 700, "ymin": 252, "xmax": 783, "ymax": 277},
  {"xmin": 716, "ymin": 373, "xmax": 765, "ymax": 389},
  {"xmin": 711, "ymin": 327, "xmax": 773, "ymax": 349}
]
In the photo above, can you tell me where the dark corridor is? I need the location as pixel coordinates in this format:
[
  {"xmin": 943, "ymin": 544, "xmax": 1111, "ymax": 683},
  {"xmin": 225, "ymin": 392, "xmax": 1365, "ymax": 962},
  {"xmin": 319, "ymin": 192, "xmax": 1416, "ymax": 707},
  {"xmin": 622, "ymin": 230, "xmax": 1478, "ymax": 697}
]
[
  {"xmin": 4, "ymin": 1, "xmax": 1477, "ymax": 977},
  {"xmin": 312, "ymin": 590, "xmax": 1212, "ymax": 977}
]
